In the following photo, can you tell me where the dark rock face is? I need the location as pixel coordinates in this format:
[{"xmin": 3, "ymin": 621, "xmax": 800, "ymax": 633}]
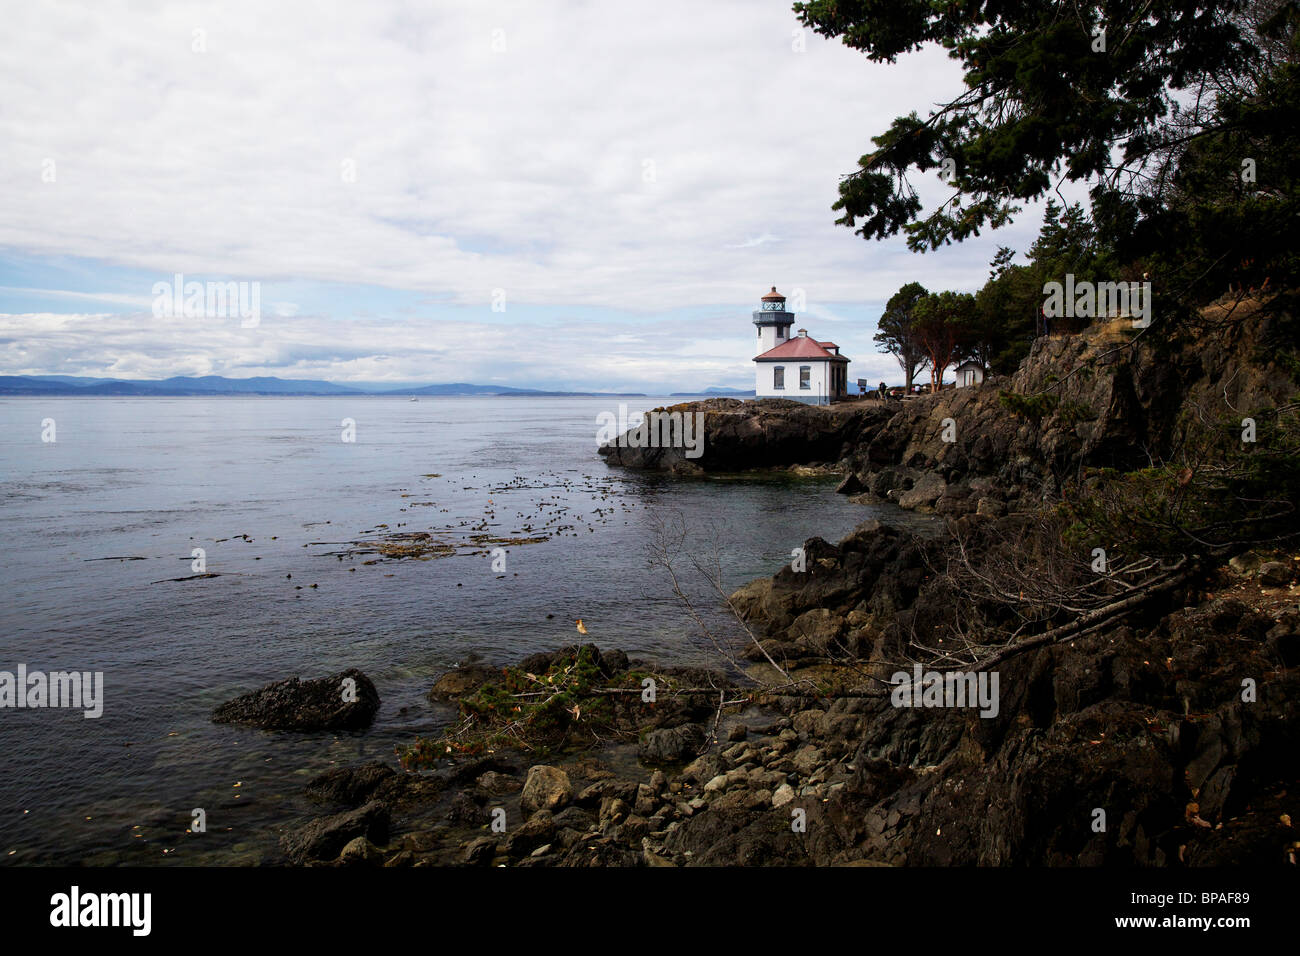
[
  {"xmin": 598, "ymin": 397, "xmax": 890, "ymax": 473},
  {"xmin": 664, "ymin": 807, "xmax": 814, "ymax": 866},
  {"xmin": 212, "ymin": 668, "xmax": 379, "ymax": 731},
  {"xmin": 836, "ymin": 308, "xmax": 1296, "ymax": 517},
  {"xmin": 855, "ymin": 609, "xmax": 1300, "ymax": 867},
  {"xmin": 305, "ymin": 762, "xmax": 397, "ymax": 806},
  {"xmin": 603, "ymin": 589, "xmax": 1296, "ymax": 868},
  {"xmin": 730, "ymin": 520, "xmax": 937, "ymax": 670},
  {"xmin": 281, "ymin": 800, "xmax": 390, "ymax": 862},
  {"xmin": 713, "ymin": 514, "xmax": 1300, "ymax": 866}
]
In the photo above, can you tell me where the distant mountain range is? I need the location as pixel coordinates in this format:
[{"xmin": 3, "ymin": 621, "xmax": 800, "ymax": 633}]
[
  {"xmin": 670, "ymin": 387, "xmax": 755, "ymax": 397},
  {"xmin": 0, "ymin": 374, "xmax": 708, "ymax": 397}
]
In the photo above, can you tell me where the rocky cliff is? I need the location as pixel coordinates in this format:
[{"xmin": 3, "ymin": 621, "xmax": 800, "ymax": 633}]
[
  {"xmin": 602, "ymin": 298, "xmax": 1294, "ymax": 520},
  {"xmin": 838, "ymin": 300, "xmax": 1295, "ymax": 517},
  {"xmin": 597, "ymin": 397, "xmax": 889, "ymax": 474}
]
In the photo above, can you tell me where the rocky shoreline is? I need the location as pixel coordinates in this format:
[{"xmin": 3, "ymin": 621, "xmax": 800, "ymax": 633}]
[
  {"xmin": 217, "ymin": 527, "xmax": 1297, "ymax": 867},
  {"xmin": 218, "ymin": 305, "xmax": 1298, "ymax": 866}
]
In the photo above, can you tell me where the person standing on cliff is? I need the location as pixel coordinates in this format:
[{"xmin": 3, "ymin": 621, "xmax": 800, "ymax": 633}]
[{"xmin": 878, "ymin": 381, "xmax": 887, "ymax": 401}]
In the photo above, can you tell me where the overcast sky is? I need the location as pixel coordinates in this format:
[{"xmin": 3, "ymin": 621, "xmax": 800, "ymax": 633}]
[{"xmin": 0, "ymin": 0, "xmax": 1072, "ymax": 392}]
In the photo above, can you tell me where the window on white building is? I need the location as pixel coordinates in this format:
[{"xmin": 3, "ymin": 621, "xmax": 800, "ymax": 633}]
[
  {"xmin": 773, "ymin": 366, "xmax": 784, "ymax": 389},
  {"xmin": 799, "ymin": 366, "xmax": 810, "ymax": 389}
]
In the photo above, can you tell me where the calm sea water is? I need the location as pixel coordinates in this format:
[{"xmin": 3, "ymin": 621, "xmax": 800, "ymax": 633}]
[{"xmin": 0, "ymin": 396, "xmax": 906, "ymax": 864}]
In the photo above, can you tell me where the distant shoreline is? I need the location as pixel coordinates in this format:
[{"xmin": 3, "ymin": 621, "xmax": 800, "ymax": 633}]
[
  {"xmin": 0, "ymin": 393, "xmax": 760, "ymax": 399},
  {"xmin": 0, "ymin": 374, "xmax": 756, "ymax": 399}
]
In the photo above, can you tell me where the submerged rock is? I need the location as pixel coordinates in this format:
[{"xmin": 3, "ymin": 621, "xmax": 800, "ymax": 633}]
[{"xmin": 212, "ymin": 668, "xmax": 379, "ymax": 731}]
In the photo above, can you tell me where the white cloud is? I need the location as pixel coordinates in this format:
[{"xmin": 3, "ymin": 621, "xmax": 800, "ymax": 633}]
[
  {"xmin": 0, "ymin": 0, "xmax": 1079, "ymax": 388},
  {"xmin": 727, "ymin": 233, "xmax": 781, "ymax": 249},
  {"xmin": 0, "ymin": 286, "xmax": 154, "ymax": 309},
  {"xmin": 0, "ymin": 308, "xmax": 780, "ymax": 392},
  {"xmin": 0, "ymin": 0, "xmax": 990, "ymax": 310}
]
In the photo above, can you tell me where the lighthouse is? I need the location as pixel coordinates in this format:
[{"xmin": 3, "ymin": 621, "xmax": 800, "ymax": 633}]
[
  {"xmin": 753, "ymin": 286, "xmax": 794, "ymax": 352},
  {"xmin": 752, "ymin": 285, "xmax": 850, "ymax": 405}
]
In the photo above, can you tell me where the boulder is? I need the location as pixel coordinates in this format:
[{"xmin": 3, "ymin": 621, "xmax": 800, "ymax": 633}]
[
  {"xmin": 520, "ymin": 765, "xmax": 572, "ymax": 815},
  {"xmin": 504, "ymin": 810, "xmax": 555, "ymax": 858},
  {"xmin": 1229, "ymin": 552, "xmax": 1264, "ymax": 575},
  {"xmin": 338, "ymin": 836, "xmax": 383, "ymax": 866},
  {"xmin": 427, "ymin": 663, "xmax": 499, "ymax": 701},
  {"xmin": 1258, "ymin": 561, "xmax": 1294, "ymax": 587},
  {"xmin": 462, "ymin": 836, "xmax": 497, "ymax": 866},
  {"xmin": 599, "ymin": 797, "xmax": 630, "ymax": 828},
  {"xmin": 213, "ymin": 668, "xmax": 379, "ymax": 731},
  {"xmin": 786, "ymin": 608, "xmax": 846, "ymax": 654},
  {"xmin": 575, "ymin": 779, "xmax": 639, "ymax": 808},
  {"xmin": 897, "ymin": 472, "xmax": 947, "ymax": 511},
  {"xmin": 599, "ymin": 648, "xmax": 631, "ymax": 676},
  {"xmin": 791, "ymin": 745, "xmax": 825, "ymax": 777},
  {"xmin": 281, "ymin": 800, "xmax": 389, "ymax": 862},
  {"xmin": 638, "ymin": 723, "xmax": 704, "ymax": 765}
]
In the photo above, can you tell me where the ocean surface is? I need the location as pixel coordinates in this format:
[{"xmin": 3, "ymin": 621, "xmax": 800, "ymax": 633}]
[{"xmin": 0, "ymin": 395, "xmax": 918, "ymax": 864}]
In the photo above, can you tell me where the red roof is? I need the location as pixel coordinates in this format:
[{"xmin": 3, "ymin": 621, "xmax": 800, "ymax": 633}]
[
  {"xmin": 761, "ymin": 286, "xmax": 785, "ymax": 301},
  {"xmin": 818, "ymin": 341, "xmax": 838, "ymax": 349},
  {"xmin": 754, "ymin": 335, "xmax": 848, "ymax": 362}
]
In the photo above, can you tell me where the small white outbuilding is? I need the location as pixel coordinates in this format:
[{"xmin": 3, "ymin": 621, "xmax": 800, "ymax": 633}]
[{"xmin": 954, "ymin": 360, "xmax": 985, "ymax": 387}]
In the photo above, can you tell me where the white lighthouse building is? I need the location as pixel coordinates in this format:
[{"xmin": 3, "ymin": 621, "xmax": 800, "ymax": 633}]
[{"xmin": 752, "ymin": 286, "xmax": 849, "ymax": 405}]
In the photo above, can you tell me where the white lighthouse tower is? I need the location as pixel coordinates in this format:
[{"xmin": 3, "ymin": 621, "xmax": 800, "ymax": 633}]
[{"xmin": 753, "ymin": 286, "xmax": 794, "ymax": 352}]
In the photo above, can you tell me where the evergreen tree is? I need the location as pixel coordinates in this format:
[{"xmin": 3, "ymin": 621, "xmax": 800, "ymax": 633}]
[{"xmin": 875, "ymin": 281, "xmax": 930, "ymax": 389}]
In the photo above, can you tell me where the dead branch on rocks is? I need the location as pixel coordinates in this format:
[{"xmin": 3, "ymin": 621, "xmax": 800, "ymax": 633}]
[{"xmin": 646, "ymin": 508, "xmax": 796, "ymax": 683}]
